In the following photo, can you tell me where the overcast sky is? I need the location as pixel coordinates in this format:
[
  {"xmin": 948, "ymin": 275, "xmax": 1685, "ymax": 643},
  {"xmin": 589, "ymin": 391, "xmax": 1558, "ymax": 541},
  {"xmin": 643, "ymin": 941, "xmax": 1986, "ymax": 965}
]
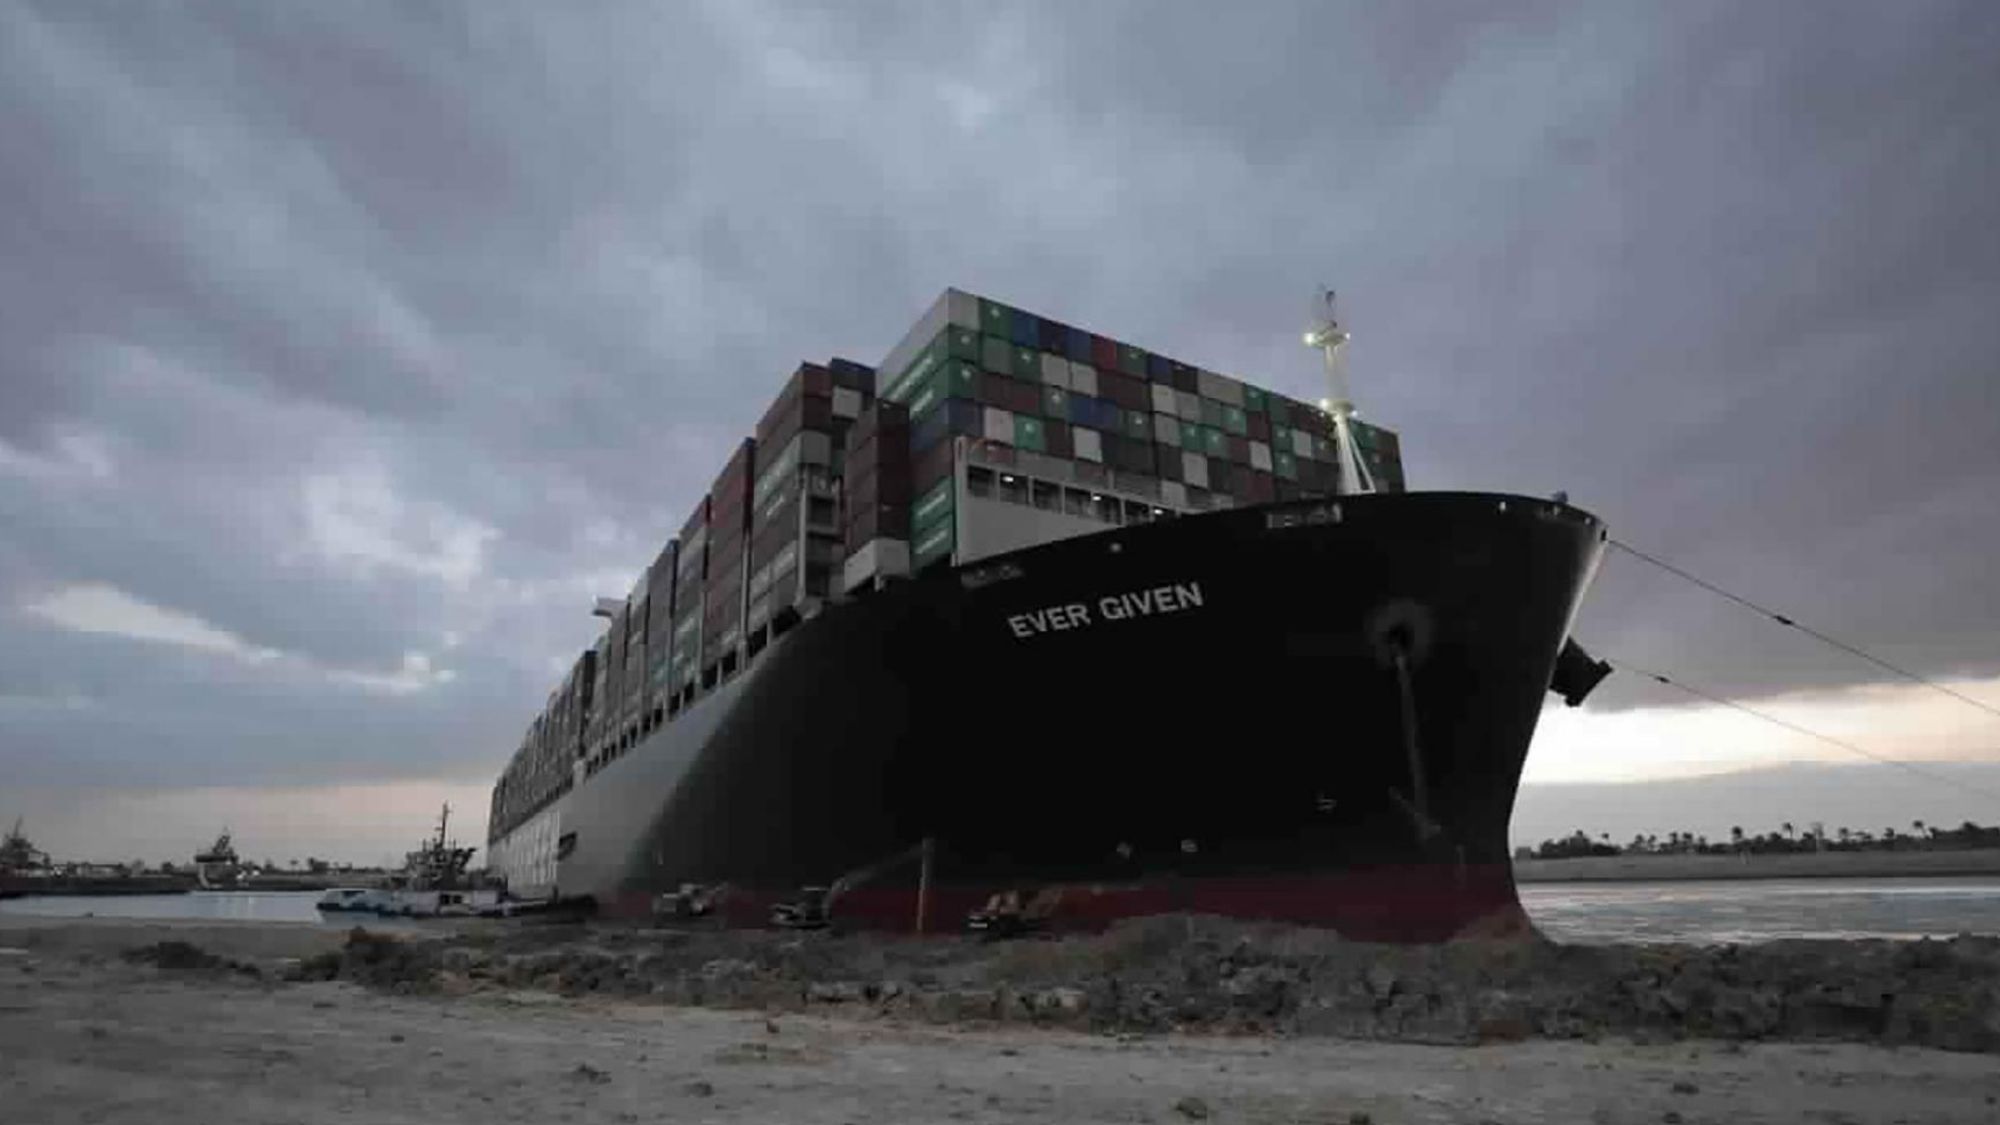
[{"xmin": 3, "ymin": 2, "xmax": 1997, "ymax": 864}]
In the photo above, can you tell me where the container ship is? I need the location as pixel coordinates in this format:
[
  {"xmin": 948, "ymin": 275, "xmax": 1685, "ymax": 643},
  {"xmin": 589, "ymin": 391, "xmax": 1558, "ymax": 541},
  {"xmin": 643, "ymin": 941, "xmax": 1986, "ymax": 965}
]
[{"xmin": 485, "ymin": 289, "xmax": 1611, "ymax": 942}]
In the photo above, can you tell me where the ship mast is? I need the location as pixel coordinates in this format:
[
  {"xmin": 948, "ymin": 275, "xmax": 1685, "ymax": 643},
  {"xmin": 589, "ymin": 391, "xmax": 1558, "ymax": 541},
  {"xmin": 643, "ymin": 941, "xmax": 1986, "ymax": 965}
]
[{"xmin": 1303, "ymin": 288, "xmax": 1376, "ymax": 496}]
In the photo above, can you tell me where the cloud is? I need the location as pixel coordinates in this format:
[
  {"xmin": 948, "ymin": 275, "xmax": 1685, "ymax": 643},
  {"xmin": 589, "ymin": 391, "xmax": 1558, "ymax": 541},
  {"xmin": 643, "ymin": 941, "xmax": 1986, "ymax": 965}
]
[
  {"xmin": 0, "ymin": 1, "xmax": 1996, "ymax": 856},
  {"xmin": 22, "ymin": 583, "xmax": 281, "ymax": 663},
  {"xmin": 16, "ymin": 582, "xmax": 456, "ymax": 699}
]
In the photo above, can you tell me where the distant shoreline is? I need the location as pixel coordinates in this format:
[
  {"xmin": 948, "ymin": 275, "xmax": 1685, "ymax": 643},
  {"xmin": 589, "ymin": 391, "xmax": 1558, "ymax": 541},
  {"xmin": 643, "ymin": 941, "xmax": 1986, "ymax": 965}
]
[{"xmin": 1514, "ymin": 847, "xmax": 2000, "ymax": 883}]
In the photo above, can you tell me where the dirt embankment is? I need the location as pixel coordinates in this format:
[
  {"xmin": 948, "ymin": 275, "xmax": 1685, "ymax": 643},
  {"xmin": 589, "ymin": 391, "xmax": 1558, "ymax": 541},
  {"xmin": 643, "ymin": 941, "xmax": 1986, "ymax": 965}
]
[{"xmin": 264, "ymin": 915, "xmax": 2000, "ymax": 1054}]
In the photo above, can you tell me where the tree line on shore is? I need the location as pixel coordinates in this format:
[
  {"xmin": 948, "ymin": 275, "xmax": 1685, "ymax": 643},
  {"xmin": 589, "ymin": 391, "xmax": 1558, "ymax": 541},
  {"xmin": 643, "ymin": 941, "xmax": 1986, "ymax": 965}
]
[{"xmin": 1523, "ymin": 819, "xmax": 2000, "ymax": 860}]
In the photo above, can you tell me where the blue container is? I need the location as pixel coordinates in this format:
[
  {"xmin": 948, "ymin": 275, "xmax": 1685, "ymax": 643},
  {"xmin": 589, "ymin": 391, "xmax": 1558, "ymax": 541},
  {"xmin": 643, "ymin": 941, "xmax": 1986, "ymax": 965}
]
[
  {"xmin": 1094, "ymin": 397, "xmax": 1123, "ymax": 431},
  {"xmin": 1064, "ymin": 325, "xmax": 1092, "ymax": 362},
  {"xmin": 1008, "ymin": 313, "xmax": 1038, "ymax": 347},
  {"xmin": 911, "ymin": 396, "xmax": 980, "ymax": 454},
  {"xmin": 1146, "ymin": 352, "xmax": 1170, "ymax": 382},
  {"xmin": 1067, "ymin": 393, "xmax": 1099, "ymax": 426}
]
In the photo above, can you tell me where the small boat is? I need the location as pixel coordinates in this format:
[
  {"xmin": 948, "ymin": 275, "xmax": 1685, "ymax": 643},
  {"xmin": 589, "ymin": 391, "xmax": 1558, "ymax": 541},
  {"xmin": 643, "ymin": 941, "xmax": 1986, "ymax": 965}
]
[{"xmin": 315, "ymin": 887, "xmax": 390, "ymax": 913}]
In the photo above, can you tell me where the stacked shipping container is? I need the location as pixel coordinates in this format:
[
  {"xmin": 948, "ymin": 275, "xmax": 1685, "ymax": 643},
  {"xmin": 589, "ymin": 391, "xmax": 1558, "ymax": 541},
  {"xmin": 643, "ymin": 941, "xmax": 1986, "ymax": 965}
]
[
  {"xmin": 873, "ymin": 289, "xmax": 1385, "ymax": 570},
  {"xmin": 491, "ymin": 287, "xmax": 1406, "ymax": 848}
]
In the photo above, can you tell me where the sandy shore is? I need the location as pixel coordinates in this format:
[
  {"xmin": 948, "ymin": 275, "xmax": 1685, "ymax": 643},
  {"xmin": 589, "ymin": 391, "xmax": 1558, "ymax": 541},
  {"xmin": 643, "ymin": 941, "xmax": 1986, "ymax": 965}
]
[{"xmin": 6, "ymin": 918, "xmax": 2000, "ymax": 1123}]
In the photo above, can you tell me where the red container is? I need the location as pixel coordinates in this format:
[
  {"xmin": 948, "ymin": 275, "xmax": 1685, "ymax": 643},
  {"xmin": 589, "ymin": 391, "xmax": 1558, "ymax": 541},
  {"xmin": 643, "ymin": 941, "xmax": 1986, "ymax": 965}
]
[
  {"xmin": 750, "ymin": 519, "xmax": 796, "ymax": 569},
  {"xmin": 848, "ymin": 467, "xmax": 913, "ymax": 507},
  {"xmin": 759, "ymin": 393, "xmax": 833, "ymax": 454},
  {"xmin": 1043, "ymin": 420, "xmax": 1072, "ymax": 459},
  {"xmin": 1207, "ymin": 457, "xmax": 1235, "ymax": 496},
  {"xmin": 1098, "ymin": 371, "xmax": 1149, "ymax": 411},
  {"xmin": 1247, "ymin": 412, "xmax": 1271, "ymax": 442},
  {"xmin": 844, "ymin": 503, "xmax": 910, "ymax": 547},
  {"xmin": 680, "ymin": 498, "xmax": 710, "ymax": 544},
  {"xmin": 1247, "ymin": 469, "xmax": 1276, "ymax": 504},
  {"xmin": 976, "ymin": 370, "xmax": 1012, "ymax": 407},
  {"xmin": 1226, "ymin": 435, "xmax": 1250, "ymax": 464},
  {"xmin": 913, "ymin": 439, "xmax": 955, "ymax": 493},
  {"xmin": 1089, "ymin": 335, "xmax": 1118, "ymax": 371}
]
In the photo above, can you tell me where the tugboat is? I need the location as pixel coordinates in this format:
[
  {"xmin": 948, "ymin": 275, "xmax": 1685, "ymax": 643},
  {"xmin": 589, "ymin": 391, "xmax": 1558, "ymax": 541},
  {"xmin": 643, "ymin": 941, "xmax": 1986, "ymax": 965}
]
[
  {"xmin": 193, "ymin": 831, "xmax": 244, "ymax": 890},
  {"xmin": 0, "ymin": 818, "xmax": 52, "ymax": 898},
  {"xmin": 318, "ymin": 805, "xmax": 495, "ymax": 917}
]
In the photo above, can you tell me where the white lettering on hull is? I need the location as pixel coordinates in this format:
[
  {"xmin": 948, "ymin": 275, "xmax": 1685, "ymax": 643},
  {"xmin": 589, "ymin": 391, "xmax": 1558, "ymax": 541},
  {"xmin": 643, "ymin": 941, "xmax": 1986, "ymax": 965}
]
[{"xmin": 1006, "ymin": 582, "xmax": 1206, "ymax": 639}]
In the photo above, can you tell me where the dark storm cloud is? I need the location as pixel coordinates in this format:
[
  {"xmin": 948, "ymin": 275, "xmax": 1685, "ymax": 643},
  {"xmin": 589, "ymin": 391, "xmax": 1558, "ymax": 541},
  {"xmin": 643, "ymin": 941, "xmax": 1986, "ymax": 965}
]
[{"xmin": 3, "ymin": 0, "xmax": 1998, "ymax": 799}]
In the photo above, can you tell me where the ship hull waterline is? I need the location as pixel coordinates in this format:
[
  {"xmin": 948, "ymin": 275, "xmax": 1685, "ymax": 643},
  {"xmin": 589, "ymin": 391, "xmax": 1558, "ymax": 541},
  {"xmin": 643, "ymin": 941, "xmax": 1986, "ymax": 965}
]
[{"xmin": 516, "ymin": 491, "xmax": 1604, "ymax": 943}]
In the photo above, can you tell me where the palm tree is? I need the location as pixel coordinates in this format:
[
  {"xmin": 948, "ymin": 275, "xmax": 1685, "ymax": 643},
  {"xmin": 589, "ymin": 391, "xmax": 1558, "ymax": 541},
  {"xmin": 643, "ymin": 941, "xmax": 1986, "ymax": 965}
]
[{"xmin": 1838, "ymin": 826, "xmax": 1852, "ymax": 847}]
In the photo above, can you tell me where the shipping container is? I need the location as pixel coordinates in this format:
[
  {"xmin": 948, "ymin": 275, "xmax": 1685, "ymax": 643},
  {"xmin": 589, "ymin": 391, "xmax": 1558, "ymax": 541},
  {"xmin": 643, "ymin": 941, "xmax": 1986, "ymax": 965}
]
[
  {"xmin": 979, "ymin": 298, "xmax": 1014, "ymax": 340},
  {"xmin": 1008, "ymin": 311, "xmax": 1037, "ymax": 348},
  {"xmin": 1116, "ymin": 343, "xmax": 1147, "ymax": 378},
  {"xmin": 911, "ymin": 397, "xmax": 981, "ymax": 454},
  {"xmin": 1072, "ymin": 426, "xmax": 1104, "ymax": 464},
  {"xmin": 1014, "ymin": 414, "xmax": 1047, "ymax": 453},
  {"xmin": 1010, "ymin": 345, "xmax": 1041, "ymax": 381},
  {"xmin": 1153, "ymin": 414, "xmax": 1181, "ymax": 448},
  {"xmin": 1181, "ymin": 450, "xmax": 1209, "ymax": 489},
  {"xmin": 1044, "ymin": 420, "xmax": 1073, "ymax": 459},
  {"xmin": 912, "ymin": 436, "xmax": 956, "ymax": 492},
  {"xmin": 1145, "ymin": 352, "xmax": 1170, "ymax": 381},
  {"xmin": 912, "ymin": 518, "xmax": 955, "ymax": 569},
  {"xmin": 844, "ymin": 502, "xmax": 910, "ymax": 548},
  {"xmin": 1037, "ymin": 352, "xmax": 1071, "ymax": 389},
  {"xmin": 912, "ymin": 475, "xmax": 954, "ymax": 533},
  {"xmin": 1068, "ymin": 362, "xmax": 1099, "ymax": 398}
]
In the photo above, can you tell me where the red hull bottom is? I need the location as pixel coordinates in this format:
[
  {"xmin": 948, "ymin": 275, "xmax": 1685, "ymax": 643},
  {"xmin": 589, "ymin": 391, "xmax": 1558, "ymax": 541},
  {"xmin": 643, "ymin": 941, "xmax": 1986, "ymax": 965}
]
[{"xmin": 592, "ymin": 864, "xmax": 1531, "ymax": 944}]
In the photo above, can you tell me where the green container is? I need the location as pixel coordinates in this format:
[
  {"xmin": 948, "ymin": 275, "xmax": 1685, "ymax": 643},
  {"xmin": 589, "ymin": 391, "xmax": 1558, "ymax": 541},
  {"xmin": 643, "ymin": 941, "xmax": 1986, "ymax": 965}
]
[
  {"xmin": 944, "ymin": 360, "xmax": 979, "ymax": 398},
  {"xmin": 1243, "ymin": 386, "xmax": 1268, "ymax": 414},
  {"xmin": 979, "ymin": 299, "xmax": 1014, "ymax": 339},
  {"xmin": 1124, "ymin": 410, "xmax": 1151, "ymax": 440},
  {"xmin": 913, "ymin": 519, "xmax": 956, "ymax": 567},
  {"xmin": 913, "ymin": 476, "xmax": 954, "ymax": 532},
  {"xmin": 1117, "ymin": 343, "xmax": 1147, "ymax": 377},
  {"xmin": 1178, "ymin": 419, "xmax": 1203, "ymax": 448},
  {"xmin": 1311, "ymin": 433, "xmax": 1335, "ymax": 461},
  {"xmin": 1271, "ymin": 423, "xmax": 1293, "ymax": 452},
  {"xmin": 1042, "ymin": 385, "xmax": 1069, "ymax": 418},
  {"xmin": 1201, "ymin": 426, "xmax": 1227, "ymax": 457},
  {"xmin": 946, "ymin": 325, "xmax": 981, "ymax": 362},
  {"xmin": 1274, "ymin": 450, "xmax": 1299, "ymax": 481},
  {"xmin": 1012, "ymin": 346, "xmax": 1041, "ymax": 380},
  {"xmin": 981, "ymin": 334, "xmax": 1013, "ymax": 374},
  {"xmin": 886, "ymin": 333, "xmax": 946, "ymax": 403},
  {"xmin": 1015, "ymin": 414, "xmax": 1047, "ymax": 452},
  {"xmin": 904, "ymin": 371, "xmax": 944, "ymax": 421},
  {"xmin": 1222, "ymin": 405, "xmax": 1249, "ymax": 436}
]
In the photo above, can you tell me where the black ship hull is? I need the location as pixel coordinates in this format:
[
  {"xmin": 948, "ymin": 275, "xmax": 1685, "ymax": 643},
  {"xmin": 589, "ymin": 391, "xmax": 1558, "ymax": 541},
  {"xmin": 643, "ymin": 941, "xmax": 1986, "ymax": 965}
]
[{"xmin": 535, "ymin": 491, "xmax": 1604, "ymax": 941}]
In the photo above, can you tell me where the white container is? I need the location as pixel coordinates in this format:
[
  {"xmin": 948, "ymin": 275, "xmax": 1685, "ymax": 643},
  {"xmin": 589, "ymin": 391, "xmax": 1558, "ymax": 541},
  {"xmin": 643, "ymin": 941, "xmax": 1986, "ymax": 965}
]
[
  {"xmin": 831, "ymin": 386, "xmax": 863, "ymax": 419},
  {"xmin": 1198, "ymin": 370, "xmax": 1244, "ymax": 406},
  {"xmin": 1249, "ymin": 441, "xmax": 1273, "ymax": 472},
  {"xmin": 1039, "ymin": 353, "xmax": 1072, "ymax": 389},
  {"xmin": 1182, "ymin": 451, "xmax": 1210, "ymax": 488},
  {"xmin": 1149, "ymin": 383, "xmax": 1178, "ymax": 415},
  {"xmin": 946, "ymin": 289, "xmax": 981, "ymax": 330},
  {"xmin": 1175, "ymin": 389, "xmax": 1201, "ymax": 419},
  {"xmin": 1160, "ymin": 480, "xmax": 1188, "ymax": 508},
  {"xmin": 842, "ymin": 537, "xmax": 912, "ymax": 593},
  {"xmin": 1072, "ymin": 427, "xmax": 1104, "ymax": 463},
  {"xmin": 983, "ymin": 407, "xmax": 1016, "ymax": 445},
  {"xmin": 1292, "ymin": 429, "xmax": 1313, "ymax": 458},
  {"xmin": 1153, "ymin": 414, "xmax": 1181, "ymax": 447},
  {"xmin": 1069, "ymin": 363, "xmax": 1099, "ymax": 398}
]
